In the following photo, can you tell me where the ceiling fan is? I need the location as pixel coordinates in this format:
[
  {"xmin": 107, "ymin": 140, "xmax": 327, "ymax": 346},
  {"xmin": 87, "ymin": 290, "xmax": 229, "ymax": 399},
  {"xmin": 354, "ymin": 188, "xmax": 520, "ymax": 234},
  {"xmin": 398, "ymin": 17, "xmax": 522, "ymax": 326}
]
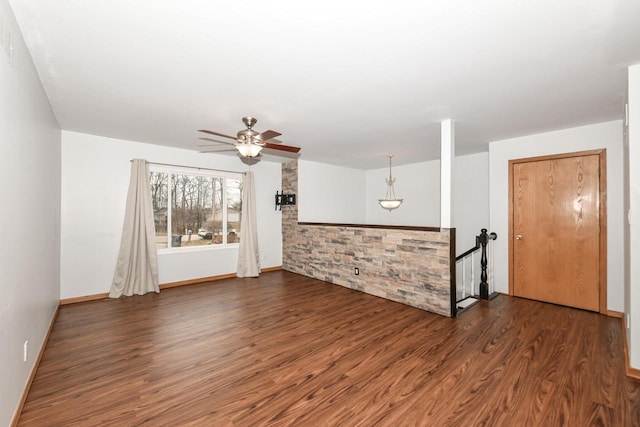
[{"xmin": 198, "ymin": 117, "xmax": 301, "ymax": 158}]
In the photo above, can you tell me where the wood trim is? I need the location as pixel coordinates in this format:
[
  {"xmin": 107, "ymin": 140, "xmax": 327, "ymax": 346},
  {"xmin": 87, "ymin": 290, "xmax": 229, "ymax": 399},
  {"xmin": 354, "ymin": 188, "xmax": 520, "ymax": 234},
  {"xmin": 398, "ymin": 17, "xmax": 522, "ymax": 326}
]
[
  {"xmin": 599, "ymin": 150, "xmax": 608, "ymax": 315},
  {"xmin": 508, "ymin": 149, "xmax": 607, "ymax": 314},
  {"xmin": 508, "ymin": 161, "xmax": 514, "ymax": 295},
  {"xmin": 298, "ymin": 222, "xmax": 443, "ymax": 232},
  {"xmin": 160, "ymin": 273, "xmax": 237, "ymax": 289},
  {"xmin": 621, "ymin": 317, "xmax": 640, "ymax": 381},
  {"xmin": 11, "ymin": 303, "xmax": 60, "ymax": 427},
  {"xmin": 60, "ymin": 293, "xmax": 109, "ymax": 305},
  {"xmin": 508, "ymin": 149, "xmax": 606, "ymax": 165},
  {"xmin": 607, "ymin": 310, "xmax": 623, "ymax": 318},
  {"xmin": 60, "ymin": 268, "xmax": 284, "ymax": 304},
  {"xmin": 449, "ymin": 228, "xmax": 457, "ymax": 318},
  {"xmin": 161, "ymin": 267, "xmax": 282, "ymax": 288}
]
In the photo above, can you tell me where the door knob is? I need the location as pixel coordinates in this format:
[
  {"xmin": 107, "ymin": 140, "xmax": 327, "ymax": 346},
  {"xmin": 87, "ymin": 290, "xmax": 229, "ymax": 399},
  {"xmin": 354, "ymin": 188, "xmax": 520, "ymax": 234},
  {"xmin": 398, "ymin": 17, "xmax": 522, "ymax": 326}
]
[{"xmin": 515, "ymin": 234, "xmax": 522, "ymax": 240}]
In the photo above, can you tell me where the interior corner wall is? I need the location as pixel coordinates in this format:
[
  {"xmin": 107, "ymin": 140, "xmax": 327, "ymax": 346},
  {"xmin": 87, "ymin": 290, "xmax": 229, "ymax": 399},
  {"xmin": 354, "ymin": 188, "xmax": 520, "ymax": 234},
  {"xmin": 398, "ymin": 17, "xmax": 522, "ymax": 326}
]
[
  {"xmin": 365, "ymin": 159, "xmax": 441, "ymax": 227},
  {"xmin": 623, "ymin": 90, "xmax": 631, "ymax": 364},
  {"xmin": 60, "ymin": 131, "xmax": 282, "ymax": 299},
  {"xmin": 488, "ymin": 120, "xmax": 625, "ymax": 312},
  {"xmin": 364, "ymin": 153, "xmax": 489, "ymax": 254},
  {"xmin": 298, "ymin": 156, "xmax": 489, "ymax": 250},
  {"xmin": 628, "ymin": 63, "xmax": 640, "ymax": 369},
  {"xmin": 297, "ymin": 160, "xmax": 366, "ymax": 223},
  {"xmin": 0, "ymin": 1, "xmax": 61, "ymax": 425}
]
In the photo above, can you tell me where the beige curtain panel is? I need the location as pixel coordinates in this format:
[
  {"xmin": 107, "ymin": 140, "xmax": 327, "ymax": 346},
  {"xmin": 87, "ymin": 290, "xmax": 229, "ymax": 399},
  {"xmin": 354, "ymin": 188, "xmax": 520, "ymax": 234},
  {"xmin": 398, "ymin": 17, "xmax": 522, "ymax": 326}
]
[
  {"xmin": 236, "ymin": 171, "xmax": 260, "ymax": 277},
  {"xmin": 109, "ymin": 159, "xmax": 159, "ymax": 298}
]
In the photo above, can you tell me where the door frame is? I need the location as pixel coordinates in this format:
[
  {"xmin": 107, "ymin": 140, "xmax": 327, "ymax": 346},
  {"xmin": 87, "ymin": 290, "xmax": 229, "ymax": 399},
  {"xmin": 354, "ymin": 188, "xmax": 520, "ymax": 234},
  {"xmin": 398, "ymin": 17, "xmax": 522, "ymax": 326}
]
[{"xmin": 508, "ymin": 149, "xmax": 607, "ymax": 314}]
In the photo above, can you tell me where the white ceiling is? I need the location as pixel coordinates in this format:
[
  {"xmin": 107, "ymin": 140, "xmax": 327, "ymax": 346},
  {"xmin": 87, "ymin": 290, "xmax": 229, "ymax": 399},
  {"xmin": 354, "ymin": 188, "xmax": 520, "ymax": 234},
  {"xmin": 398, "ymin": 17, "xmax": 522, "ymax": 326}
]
[{"xmin": 9, "ymin": 0, "xmax": 640, "ymax": 169}]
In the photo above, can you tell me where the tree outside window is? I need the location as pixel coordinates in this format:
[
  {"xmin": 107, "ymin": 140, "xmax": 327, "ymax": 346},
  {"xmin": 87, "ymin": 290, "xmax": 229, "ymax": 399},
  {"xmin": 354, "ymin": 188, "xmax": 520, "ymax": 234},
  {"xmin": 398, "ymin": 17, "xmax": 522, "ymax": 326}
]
[{"xmin": 149, "ymin": 169, "xmax": 242, "ymax": 249}]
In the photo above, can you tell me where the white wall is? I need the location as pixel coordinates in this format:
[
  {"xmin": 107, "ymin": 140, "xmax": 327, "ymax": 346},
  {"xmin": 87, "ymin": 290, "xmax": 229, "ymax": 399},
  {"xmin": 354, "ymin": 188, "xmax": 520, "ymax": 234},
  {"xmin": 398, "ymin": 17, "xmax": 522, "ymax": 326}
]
[
  {"xmin": 365, "ymin": 159, "xmax": 441, "ymax": 226},
  {"xmin": 489, "ymin": 120, "xmax": 624, "ymax": 311},
  {"xmin": 61, "ymin": 131, "xmax": 282, "ymax": 299},
  {"xmin": 453, "ymin": 153, "xmax": 490, "ymax": 253},
  {"xmin": 298, "ymin": 160, "xmax": 366, "ymax": 223},
  {"xmin": 628, "ymin": 64, "xmax": 640, "ymax": 368},
  {"xmin": 0, "ymin": 1, "xmax": 61, "ymax": 425}
]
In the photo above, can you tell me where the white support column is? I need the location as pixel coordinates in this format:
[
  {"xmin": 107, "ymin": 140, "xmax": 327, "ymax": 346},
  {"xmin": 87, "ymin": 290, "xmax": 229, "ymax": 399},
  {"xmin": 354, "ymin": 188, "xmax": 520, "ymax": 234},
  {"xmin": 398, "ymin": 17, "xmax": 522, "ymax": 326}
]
[{"xmin": 440, "ymin": 119, "xmax": 455, "ymax": 229}]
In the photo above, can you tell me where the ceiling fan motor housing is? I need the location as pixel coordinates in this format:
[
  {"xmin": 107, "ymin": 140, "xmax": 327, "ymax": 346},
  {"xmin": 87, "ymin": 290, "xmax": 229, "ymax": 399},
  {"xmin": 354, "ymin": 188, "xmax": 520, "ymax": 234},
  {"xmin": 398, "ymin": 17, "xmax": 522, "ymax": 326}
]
[
  {"xmin": 238, "ymin": 117, "xmax": 264, "ymax": 144},
  {"xmin": 237, "ymin": 128, "xmax": 263, "ymax": 144}
]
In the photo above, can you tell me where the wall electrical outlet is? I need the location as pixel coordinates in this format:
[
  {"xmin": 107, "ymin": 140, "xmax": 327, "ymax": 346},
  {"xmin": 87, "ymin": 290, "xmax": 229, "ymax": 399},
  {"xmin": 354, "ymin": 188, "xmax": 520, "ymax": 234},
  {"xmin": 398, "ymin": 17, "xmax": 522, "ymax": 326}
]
[
  {"xmin": 354, "ymin": 267, "xmax": 359, "ymax": 275},
  {"xmin": 24, "ymin": 340, "xmax": 28, "ymax": 362}
]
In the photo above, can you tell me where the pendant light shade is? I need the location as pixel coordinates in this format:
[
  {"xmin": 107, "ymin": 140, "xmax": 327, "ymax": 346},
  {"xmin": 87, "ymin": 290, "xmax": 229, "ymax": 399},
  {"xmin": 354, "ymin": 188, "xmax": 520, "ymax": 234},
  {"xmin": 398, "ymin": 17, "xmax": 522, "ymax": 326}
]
[{"xmin": 379, "ymin": 198, "xmax": 403, "ymax": 210}]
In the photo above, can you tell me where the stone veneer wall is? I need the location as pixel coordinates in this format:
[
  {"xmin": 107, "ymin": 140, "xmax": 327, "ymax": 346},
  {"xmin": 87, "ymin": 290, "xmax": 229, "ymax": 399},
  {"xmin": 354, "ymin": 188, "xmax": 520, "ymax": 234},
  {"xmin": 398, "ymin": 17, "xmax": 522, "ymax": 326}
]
[{"xmin": 281, "ymin": 161, "xmax": 456, "ymax": 317}]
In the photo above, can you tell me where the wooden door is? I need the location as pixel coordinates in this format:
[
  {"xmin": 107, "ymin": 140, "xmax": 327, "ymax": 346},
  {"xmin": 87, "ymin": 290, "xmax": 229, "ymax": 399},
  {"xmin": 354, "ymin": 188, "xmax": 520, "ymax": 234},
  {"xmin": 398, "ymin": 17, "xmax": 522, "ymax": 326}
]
[{"xmin": 511, "ymin": 152, "xmax": 602, "ymax": 312}]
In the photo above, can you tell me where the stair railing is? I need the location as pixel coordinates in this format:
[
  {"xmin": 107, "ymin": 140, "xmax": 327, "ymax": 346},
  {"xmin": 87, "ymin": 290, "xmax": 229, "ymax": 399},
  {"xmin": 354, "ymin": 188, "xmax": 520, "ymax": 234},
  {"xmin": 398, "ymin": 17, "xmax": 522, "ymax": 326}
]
[
  {"xmin": 455, "ymin": 228, "xmax": 497, "ymax": 306},
  {"xmin": 456, "ymin": 236, "xmax": 480, "ymax": 303}
]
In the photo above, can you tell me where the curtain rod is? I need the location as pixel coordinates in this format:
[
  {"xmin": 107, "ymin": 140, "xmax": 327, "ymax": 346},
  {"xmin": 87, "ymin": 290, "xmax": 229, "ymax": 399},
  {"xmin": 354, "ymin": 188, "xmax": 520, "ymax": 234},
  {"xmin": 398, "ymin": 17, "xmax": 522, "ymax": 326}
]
[{"xmin": 130, "ymin": 159, "xmax": 246, "ymax": 175}]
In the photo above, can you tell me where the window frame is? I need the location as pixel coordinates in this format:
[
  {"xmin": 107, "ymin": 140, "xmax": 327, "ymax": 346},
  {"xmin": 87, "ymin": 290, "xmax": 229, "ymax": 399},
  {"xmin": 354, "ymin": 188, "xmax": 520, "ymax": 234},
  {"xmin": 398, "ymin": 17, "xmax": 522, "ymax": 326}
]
[{"xmin": 149, "ymin": 164, "xmax": 243, "ymax": 253}]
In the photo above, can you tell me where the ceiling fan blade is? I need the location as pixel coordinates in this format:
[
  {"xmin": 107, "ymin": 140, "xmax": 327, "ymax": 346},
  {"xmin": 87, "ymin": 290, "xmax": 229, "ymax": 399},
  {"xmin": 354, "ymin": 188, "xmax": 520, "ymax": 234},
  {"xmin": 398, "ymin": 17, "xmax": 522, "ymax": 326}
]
[
  {"xmin": 199, "ymin": 149, "xmax": 238, "ymax": 153},
  {"xmin": 199, "ymin": 129, "xmax": 237, "ymax": 140},
  {"xmin": 264, "ymin": 142, "xmax": 301, "ymax": 153},
  {"xmin": 198, "ymin": 137, "xmax": 236, "ymax": 146},
  {"xmin": 260, "ymin": 130, "xmax": 282, "ymax": 141}
]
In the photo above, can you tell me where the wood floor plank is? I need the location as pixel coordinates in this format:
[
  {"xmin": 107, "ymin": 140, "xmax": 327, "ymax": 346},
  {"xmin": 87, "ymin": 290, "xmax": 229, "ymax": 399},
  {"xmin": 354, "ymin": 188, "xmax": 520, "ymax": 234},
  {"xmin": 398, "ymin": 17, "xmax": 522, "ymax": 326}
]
[{"xmin": 18, "ymin": 271, "xmax": 640, "ymax": 426}]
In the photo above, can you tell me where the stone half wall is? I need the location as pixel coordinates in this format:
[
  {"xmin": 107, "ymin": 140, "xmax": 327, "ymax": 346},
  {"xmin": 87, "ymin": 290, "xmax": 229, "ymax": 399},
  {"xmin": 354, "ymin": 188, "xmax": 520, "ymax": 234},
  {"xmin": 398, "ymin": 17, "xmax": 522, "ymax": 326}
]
[{"xmin": 281, "ymin": 161, "xmax": 456, "ymax": 317}]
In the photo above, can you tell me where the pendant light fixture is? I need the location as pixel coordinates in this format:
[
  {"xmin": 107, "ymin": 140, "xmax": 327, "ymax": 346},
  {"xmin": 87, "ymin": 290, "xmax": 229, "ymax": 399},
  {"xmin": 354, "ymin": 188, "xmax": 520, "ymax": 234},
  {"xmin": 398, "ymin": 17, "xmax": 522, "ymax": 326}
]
[{"xmin": 378, "ymin": 154, "xmax": 403, "ymax": 211}]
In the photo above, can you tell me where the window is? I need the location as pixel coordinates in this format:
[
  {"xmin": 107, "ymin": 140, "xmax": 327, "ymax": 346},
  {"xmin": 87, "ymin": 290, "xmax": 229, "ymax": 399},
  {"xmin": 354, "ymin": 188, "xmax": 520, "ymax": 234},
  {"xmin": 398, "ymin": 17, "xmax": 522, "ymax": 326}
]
[{"xmin": 149, "ymin": 167, "xmax": 242, "ymax": 249}]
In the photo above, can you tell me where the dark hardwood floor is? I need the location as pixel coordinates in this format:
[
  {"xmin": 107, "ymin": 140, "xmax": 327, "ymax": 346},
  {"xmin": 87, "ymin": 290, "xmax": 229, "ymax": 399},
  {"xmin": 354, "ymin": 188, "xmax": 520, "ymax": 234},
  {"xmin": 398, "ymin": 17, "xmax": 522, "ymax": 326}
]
[{"xmin": 19, "ymin": 271, "xmax": 640, "ymax": 426}]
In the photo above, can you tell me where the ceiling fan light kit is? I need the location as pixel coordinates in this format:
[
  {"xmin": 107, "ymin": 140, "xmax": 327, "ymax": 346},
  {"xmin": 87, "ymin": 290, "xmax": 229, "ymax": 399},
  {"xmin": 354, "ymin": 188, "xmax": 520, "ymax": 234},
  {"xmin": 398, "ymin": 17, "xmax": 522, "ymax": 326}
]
[
  {"xmin": 198, "ymin": 117, "xmax": 300, "ymax": 158},
  {"xmin": 235, "ymin": 117, "xmax": 264, "ymax": 157},
  {"xmin": 378, "ymin": 154, "xmax": 403, "ymax": 211},
  {"xmin": 236, "ymin": 141, "xmax": 263, "ymax": 157}
]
